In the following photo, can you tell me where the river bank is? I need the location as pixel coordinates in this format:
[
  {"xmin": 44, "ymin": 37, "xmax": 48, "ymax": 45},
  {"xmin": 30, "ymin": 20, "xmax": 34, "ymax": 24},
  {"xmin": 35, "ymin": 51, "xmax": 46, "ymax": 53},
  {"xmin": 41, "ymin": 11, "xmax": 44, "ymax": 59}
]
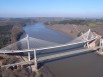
[
  {"xmin": 47, "ymin": 24, "xmax": 103, "ymax": 38},
  {"xmin": 0, "ymin": 21, "xmax": 25, "ymax": 49}
]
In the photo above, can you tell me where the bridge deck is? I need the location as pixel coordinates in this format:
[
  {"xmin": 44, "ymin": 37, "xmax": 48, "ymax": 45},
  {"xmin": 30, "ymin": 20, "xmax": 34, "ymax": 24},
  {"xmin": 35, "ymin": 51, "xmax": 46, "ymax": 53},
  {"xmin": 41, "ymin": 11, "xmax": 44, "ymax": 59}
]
[{"xmin": 1, "ymin": 46, "xmax": 100, "ymax": 68}]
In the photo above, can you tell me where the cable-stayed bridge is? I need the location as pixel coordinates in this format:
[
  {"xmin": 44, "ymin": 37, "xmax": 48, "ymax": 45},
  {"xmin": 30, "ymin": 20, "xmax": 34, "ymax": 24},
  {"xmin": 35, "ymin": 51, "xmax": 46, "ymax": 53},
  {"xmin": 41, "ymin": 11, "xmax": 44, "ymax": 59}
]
[{"xmin": 0, "ymin": 29, "xmax": 99, "ymax": 68}]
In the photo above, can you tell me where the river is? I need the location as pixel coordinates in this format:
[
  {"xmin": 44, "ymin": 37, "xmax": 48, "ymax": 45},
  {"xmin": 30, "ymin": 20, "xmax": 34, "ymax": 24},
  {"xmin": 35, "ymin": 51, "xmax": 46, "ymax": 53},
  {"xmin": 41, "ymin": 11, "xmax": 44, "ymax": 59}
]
[{"xmin": 22, "ymin": 22, "xmax": 103, "ymax": 77}]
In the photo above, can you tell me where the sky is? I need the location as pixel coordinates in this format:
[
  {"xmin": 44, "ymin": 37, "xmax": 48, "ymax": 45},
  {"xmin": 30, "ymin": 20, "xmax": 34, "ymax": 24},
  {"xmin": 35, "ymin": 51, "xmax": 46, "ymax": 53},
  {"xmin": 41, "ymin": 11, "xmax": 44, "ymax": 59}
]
[{"xmin": 0, "ymin": 0, "xmax": 103, "ymax": 18}]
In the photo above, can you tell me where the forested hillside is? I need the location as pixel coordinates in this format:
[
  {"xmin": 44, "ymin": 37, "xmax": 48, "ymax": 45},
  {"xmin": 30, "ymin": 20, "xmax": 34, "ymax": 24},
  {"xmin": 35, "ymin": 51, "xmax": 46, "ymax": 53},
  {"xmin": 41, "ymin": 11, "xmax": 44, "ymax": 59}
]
[{"xmin": 0, "ymin": 22, "xmax": 24, "ymax": 49}]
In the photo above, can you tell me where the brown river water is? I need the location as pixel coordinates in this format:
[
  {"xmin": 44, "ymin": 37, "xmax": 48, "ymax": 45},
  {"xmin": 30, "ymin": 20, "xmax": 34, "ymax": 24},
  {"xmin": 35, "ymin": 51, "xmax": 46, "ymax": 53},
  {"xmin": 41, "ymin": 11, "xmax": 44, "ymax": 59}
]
[{"xmin": 22, "ymin": 22, "xmax": 103, "ymax": 77}]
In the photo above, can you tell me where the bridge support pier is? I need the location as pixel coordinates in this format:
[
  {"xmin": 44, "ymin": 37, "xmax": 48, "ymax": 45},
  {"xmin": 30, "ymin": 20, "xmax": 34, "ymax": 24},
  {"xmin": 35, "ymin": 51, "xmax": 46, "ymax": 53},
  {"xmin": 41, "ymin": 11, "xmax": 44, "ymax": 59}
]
[
  {"xmin": 30, "ymin": 49, "xmax": 40, "ymax": 77},
  {"xmin": 28, "ymin": 52, "xmax": 31, "ymax": 61},
  {"xmin": 34, "ymin": 49, "xmax": 37, "ymax": 69},
  {"xmin": 100, "ymin": 38, "xmax": 103, "ymax": 52},
  {"xmin": 96, "ymin": 38, "xmax": 103, "ymax": 55}
]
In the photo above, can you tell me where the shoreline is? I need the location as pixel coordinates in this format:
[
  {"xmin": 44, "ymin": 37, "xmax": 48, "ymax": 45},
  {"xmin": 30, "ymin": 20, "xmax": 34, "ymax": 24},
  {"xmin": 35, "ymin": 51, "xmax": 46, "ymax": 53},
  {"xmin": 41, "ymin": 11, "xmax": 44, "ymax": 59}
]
[
  {"xmin": 46, "ymin": 24, "xmax": 89, "ymax": 38},
  {"xmin": 47, "ymin": 24, "xmax": 103, "ymax": 37}
]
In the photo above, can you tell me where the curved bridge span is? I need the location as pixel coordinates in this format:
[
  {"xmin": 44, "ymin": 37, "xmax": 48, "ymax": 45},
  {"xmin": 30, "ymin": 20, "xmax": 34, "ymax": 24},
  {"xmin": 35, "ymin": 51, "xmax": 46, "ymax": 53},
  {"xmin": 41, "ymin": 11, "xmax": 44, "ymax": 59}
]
[
  {"xmin": 0, "ymin": 29, "xmax": 97, "ymax": 53},
  {"xmin": 0, "ymin": 29, "xmax": 99, "ymax": 68}
]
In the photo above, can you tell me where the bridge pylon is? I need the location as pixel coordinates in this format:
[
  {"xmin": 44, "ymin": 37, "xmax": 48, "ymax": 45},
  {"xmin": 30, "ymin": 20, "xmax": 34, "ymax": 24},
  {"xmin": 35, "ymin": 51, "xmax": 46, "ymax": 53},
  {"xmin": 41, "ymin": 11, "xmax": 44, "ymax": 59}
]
[{"xmin": 27, "ymin": 34, "xmax": 31, "ymax": 61}]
